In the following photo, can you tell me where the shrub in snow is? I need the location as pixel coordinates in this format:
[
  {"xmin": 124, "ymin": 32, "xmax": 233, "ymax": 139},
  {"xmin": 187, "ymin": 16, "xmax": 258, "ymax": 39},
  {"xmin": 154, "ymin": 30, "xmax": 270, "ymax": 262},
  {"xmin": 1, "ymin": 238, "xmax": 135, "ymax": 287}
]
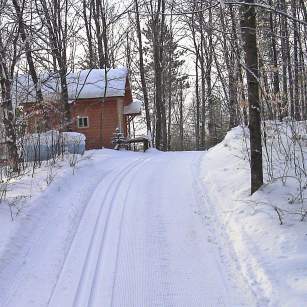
[{"xmin": 231, "ymin": 121, "xmax": 307, "ymax": 223}]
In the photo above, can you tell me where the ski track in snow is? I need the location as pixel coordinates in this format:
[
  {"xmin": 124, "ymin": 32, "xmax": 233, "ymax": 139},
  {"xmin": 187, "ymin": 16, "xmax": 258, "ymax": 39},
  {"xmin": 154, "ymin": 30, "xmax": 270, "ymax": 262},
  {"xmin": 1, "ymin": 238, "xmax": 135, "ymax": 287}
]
[{"xmin": 0, "ymin": 150, "xmax": 256, "ymax": 307}]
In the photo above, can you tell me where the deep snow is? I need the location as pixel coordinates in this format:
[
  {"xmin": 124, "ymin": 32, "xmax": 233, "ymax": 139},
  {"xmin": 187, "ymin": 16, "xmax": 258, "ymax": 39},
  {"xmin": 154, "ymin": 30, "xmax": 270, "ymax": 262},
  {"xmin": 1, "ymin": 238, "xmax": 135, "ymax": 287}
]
[
  {"xmin": 0, "ymin": 130, "xmax": 306, "ymax": 306},
  {"xmin": 201, "ymin": 126, "xmax": 307, "ymax": 307},
  {"xmin": 0, "ymin": 149, "xmax": 254, "ymax": 307}
]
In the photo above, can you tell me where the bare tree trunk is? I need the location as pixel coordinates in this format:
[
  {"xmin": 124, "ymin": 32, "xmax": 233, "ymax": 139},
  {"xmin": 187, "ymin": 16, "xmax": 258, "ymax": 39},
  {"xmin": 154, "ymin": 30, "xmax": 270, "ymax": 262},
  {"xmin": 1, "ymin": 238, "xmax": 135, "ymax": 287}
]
[
  {"xmin": 11, "ymin": 0, "xmax": 52, "ymax": 131},
  {"xmin": 39, "ymin": 0, "xmax": 71, "ymax": 129},
  {"xmin": 280, "ymin": 0, "xmax": 289, "ymax": 118},
  {"xmin": 195, "ymin": 57, "xmax": 200, "ymax": 149},
  {"xmin": 153, "ymin": 26, "xmax": 162, "ymax": 149},
  {"xmin": 160, "ymin": 0, "xmax": 167, "ymax": 150},
  {"xmin": 0, "ymin": 29, "xmax": 19, "ymax": 171},
  {"xmin": 100, "ymin": 0, "xmax": 109, "ymax": 67},
  {"xmin": 291, "ymin": 0, "xmax": 301, "ymax": 120},
  {"xmin": 199, "ymin": 8, "xmax": 206, "ymax": 149},
  {"xmin": 83, "ymin": 0, "xmax": 95, "ymax": 67},
  {"xmin": 206, "ymin": 6, "xmax": 214, "ymax": 146},
  {"xmin": 167, "ymin": 87, "xmax": 172, "ymax": 150},
  {"xmin": 12, "ymin": 0, "xmax": 43, "ymax": 103},
  {"xmin": 269, "ymin": 0, "xmax": 281, "ymax": 120},
  {"xmin": 0, "ymin": 79, "xmax": 19, "ymax": 171},
  {"xmin": 220, "ymin": 6, "xmax": 237, "ymax": 129},
  {"xmin": 134, "ymin": 0, "xmax": 151, "ymax": 134},
  {"xmin": 92, "ymin": 0, "xmax": 105, "ymax": 68},
  {"xmin": 241, "ymin": 0, "xmax": 263, "ymax": 194},
  {"xmin": 190, "ymin": 7, "xmax": 200, "ymax": 149},
  {"xmin": 151, "ymin": 0, "xmax": 165, "ymax": 150},
  {"xmin": 179, "ymin": 80, "xmax": 184, "ymax": 150}
]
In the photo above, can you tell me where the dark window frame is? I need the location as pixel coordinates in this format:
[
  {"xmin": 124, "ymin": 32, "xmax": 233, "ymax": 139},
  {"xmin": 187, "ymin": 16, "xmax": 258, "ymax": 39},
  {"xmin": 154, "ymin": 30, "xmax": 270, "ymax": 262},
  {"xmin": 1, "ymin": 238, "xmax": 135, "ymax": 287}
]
[{"xmin": 77, "ymin": 116, "xmax": 89, "ymax": 128}]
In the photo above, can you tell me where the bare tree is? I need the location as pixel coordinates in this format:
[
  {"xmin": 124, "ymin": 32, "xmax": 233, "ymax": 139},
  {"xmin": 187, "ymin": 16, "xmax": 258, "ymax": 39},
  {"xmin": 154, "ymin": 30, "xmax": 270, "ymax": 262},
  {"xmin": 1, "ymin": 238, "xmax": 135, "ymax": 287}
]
[
  {"xmin": 240, "ymin": 0, "xmax": 263, "ymax": 194},
  {"xmin": 0, "ymin": 6, "xmax": 20, "ymax": 171},
  {"xmin": 134, "ymin": 0, "xmax": 151, "ymax": 134}
]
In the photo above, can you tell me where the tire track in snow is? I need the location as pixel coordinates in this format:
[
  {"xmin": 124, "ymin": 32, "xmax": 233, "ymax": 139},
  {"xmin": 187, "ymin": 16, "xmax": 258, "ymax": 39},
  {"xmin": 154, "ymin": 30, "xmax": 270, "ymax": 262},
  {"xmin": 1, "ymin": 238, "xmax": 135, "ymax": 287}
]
[
  {"xmin": 109, "ymin": 152, "xmax": 248, "ymax": 307},
  {"xmin": 48, "ymin": 158, "xmax": 141, "ymax": 306},
  {"xmin": 75, "ymin": 158, "xmax": 151, "ymax": 307},
  {"xmin": 87, "ymin": 157, "xmax": 152, "ymax": 307},
  {"xmin": 47, "ymin": 157, "xmax": 151, "ymax": 307},
  {"xmin": 0, "ymin": 157, "xmax": 116, "ymax": 307},
  {"xmin": 1, "ymin": 151, "xmax": 256, "ymax": 307}
]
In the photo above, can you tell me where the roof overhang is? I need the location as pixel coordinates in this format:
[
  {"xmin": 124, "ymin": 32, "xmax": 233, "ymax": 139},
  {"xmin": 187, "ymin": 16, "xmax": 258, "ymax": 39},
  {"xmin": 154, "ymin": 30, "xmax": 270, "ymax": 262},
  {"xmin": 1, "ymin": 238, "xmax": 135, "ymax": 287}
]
[{"xmin": 124, "ymin": 99, "xmax": 142, "ymax": 115}]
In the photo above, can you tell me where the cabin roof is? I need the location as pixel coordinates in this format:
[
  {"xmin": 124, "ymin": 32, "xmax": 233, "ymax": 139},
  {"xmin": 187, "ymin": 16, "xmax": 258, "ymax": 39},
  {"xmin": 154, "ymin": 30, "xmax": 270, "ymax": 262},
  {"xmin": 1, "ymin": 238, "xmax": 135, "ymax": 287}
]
[{"xmin": 13, "ymin": 68, "xmax": 129, "ymax": 105}]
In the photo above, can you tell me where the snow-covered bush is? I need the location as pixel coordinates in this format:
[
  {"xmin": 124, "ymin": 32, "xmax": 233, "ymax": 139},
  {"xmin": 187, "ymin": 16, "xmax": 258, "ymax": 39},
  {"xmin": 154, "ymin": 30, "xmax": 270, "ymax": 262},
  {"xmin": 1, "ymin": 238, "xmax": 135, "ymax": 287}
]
[
  {"xmin": 0, "ymin": 131, "xmax": 86, "ymax": 208},
  {"xmin": 237, "ymin": 120, "xmax": 307, "ymax": 223}
]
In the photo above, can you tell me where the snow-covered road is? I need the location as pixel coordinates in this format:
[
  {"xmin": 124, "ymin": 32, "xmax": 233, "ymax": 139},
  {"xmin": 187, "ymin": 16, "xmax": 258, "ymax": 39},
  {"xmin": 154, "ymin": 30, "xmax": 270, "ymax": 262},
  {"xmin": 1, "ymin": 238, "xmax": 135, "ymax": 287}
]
[{"xmin": 0, "ymin": 150, "xmax": 255, "ymax": 307}]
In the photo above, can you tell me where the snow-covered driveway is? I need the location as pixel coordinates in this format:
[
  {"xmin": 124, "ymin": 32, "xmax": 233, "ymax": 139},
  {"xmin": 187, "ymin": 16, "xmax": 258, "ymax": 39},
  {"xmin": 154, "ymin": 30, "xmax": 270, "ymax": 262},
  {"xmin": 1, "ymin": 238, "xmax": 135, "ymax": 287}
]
[{"xmin": 0, "ymin": 150, "xmax": 254, "ymax": 307}]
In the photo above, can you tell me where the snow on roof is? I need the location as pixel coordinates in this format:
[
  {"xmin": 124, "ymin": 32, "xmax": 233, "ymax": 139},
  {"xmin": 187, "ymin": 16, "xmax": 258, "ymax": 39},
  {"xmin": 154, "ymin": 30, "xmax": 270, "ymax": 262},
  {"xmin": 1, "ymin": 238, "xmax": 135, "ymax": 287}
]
[
  {"xmin": 68, "ymin": 68, "xmax": 128, "ymax": 100},
  {"xmin": 13, "ymin": 68, "xmax": 129, "ymax": 105},
  {"xmin": 124, "ymin": 99, "xmax": 142, "ymax": 115}
]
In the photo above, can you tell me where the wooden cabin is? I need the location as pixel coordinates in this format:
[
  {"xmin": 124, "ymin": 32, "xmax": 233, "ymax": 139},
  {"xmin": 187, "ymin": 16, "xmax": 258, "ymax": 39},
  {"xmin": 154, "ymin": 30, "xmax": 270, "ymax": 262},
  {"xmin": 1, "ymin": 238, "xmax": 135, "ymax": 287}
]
[{"xmin": 16, "ymin": 68, "xmax": 142, "ymax": 149}]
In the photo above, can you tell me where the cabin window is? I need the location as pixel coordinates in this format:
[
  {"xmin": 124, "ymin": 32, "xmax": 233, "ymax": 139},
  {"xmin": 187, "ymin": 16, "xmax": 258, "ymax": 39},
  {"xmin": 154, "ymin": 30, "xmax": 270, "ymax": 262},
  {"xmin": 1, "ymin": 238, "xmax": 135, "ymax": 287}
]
[{"xmin": 77, "ymin": 116, "xmax": 89, "ymax": 128}]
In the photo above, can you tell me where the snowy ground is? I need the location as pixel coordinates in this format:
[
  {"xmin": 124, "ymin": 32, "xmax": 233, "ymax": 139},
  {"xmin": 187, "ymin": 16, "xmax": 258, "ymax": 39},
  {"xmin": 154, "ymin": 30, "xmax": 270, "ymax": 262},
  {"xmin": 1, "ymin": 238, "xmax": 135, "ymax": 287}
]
[
  {"xmin": 0, "ymin": 134, "xmax": 306, "ymax": 306},
  {"xmin": 201, "ymin": 127, "xmax": 307, "ymax": 307},
  {"xmin": 0, "ymin": 148, "xmax": 255, "ymax": 307}
]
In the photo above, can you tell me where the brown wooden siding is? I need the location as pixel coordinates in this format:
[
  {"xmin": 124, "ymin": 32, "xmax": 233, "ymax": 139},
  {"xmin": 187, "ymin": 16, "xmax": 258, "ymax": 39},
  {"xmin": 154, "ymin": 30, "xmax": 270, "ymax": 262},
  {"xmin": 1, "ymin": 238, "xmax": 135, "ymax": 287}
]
[{"xmin": 70, "ymin": 98, "xmax": 121, "ymax": 149}]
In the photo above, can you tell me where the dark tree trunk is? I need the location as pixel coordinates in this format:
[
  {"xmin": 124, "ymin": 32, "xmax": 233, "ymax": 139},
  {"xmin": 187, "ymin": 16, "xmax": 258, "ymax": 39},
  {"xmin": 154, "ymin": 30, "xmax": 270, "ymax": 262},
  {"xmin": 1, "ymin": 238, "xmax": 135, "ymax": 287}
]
[
  {"xmin": 291, "ymin": 0, "xmax": 301, "ymax": 120},
  {"xmin": 153, "ymin": 27, "xmax": 162, "ymax": 149},
  {"xmin": 93, "ymin": 0, "xmax": 105, "ymax": 68},
  {"xmin": 83, "ymin": 0, "xmax": 95, "ymax": 67},
  {"xmin": 12, "ymin": 0, "xmax": 43, "ymax": 103},
  {"xmin": 12, "ymin": 0, "xmax": 52, "ymax": 130},
  {"xmin": 190, "ymin": 7, "xmax": 200, "ymax": 149},
  {"xmin": 39, "ymin": 0, "xmax": 71, "ymax": 129},
  {"xmin": 280, "ymin": 0, "xmax": 289, "ymax": 118},
  {"xmin": 179, "ymin": 80, "xmax": 184, "ymax": 150},
  {"xmin": 195, "ymin": 57, "xmax": 200, "ymax": 149},
  {"xmin": 100, "ymin": 2, "xmax": 109, "ymax": 67},
  {"xmin": 199, "ymin": 13, "xmax": 206, "ymax": 150},
  {"xmin": 206, "ymin": 6, "xmax": 214, "ymax": 146},
  {"xmin": 221, "ymin": 6, "xmax": 237, "ymax": 129},
  {"xmin": 241, "ymin": 0, "xmax": 263, "ymax": 194},
  {"xmin": 230, "ymin": 6, "xmax": 248, "ymax": 126},
  {"xmin": 160, "ymin": 0, "xmax": 167, "ymax": 150},
  {"xmin": 152, "ymin": 0, "xmax": 165, "ymax": 150}
]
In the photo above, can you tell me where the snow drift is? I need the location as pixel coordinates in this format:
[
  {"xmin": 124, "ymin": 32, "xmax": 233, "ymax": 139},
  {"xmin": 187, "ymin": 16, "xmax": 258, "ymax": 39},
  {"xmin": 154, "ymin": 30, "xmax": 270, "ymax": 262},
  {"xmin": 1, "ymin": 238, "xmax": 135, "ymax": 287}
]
[{"xmin": 201, "ymin": 124, "xmax": 307, "ymax": 306}]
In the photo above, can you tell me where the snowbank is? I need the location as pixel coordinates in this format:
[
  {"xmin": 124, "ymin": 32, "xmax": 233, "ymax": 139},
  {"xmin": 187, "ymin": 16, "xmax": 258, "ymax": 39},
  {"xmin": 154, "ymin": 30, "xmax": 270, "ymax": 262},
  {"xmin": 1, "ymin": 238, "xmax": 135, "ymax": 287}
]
[
  {"xmin": 0, "ymin": 149, "xmax": 147, "ymax": 306},
  {"xmin": 200, "ymin": 125, "xmax": 307, "ymax": 306}
]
